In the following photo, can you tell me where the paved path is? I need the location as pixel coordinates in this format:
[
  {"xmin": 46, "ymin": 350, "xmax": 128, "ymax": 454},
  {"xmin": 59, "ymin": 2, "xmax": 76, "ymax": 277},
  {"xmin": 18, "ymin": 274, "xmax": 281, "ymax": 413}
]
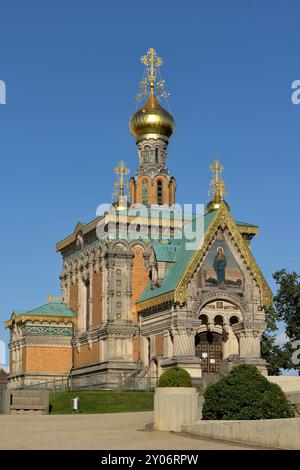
[{"xmin": 0, "ymin": 412, "xmax": 261, "ymax": 450}]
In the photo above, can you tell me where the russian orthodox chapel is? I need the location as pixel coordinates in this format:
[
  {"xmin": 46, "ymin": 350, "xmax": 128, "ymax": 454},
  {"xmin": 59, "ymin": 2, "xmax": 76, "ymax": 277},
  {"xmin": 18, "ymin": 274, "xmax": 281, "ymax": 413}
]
[{"xmin": 5, "ymin": 49, "xmax": 272, "ymax": 389}]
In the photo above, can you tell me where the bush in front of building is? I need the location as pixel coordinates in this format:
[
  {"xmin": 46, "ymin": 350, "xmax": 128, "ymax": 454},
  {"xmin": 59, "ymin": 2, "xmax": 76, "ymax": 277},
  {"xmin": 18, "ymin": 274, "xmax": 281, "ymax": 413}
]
[
  {"xmin": 158, "ymin": 367, "xmax": 192, "ymax": 387},
  {"xmin": 202, "ymin": 364, "xmax": 294, "ymax": 420}
]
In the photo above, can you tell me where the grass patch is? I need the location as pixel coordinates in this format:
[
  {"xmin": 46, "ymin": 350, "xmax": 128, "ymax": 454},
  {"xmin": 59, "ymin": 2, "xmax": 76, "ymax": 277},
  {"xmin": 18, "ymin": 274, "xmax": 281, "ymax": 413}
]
[{"xmin": 49, "ymin": 390, "xmax": 154, "ymax": 414}]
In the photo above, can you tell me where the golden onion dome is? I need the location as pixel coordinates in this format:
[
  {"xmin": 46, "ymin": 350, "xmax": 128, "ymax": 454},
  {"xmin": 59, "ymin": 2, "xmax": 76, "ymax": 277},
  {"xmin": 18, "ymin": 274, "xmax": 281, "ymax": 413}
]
[
  {"xmin": 206, "ymin": 199, "xmax": 230, "ymax": 213},
  {"xmin": 129, "ymin": 87, "xmax": 175, "ymax": 140}
]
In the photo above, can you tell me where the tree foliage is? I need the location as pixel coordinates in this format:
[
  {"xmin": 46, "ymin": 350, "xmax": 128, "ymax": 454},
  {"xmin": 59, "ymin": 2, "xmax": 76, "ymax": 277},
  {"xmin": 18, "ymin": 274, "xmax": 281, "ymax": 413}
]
[
  {"xmin": 202, "ymin": 364, "xmax": 294, "ymax": 420},
  {"xmin": 261, "ymin": 270, "xmax": 300, "ymax": 375},
  {"xmin": 158, "ymin": 367, "xmax": 192, "ymax": 387},
  {"xmin": 273, "ymin": 270, "xmax": 300, "ymax": 343}
]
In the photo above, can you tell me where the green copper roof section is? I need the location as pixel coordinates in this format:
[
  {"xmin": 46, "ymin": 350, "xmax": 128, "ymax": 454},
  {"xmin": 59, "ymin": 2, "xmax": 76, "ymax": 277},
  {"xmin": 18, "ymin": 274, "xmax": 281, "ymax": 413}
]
[
  {"xmin": 12, "ymin": 303, "xmax": 75, "ymax": 319},
  {"xmin": 28, "ymin": 302, "xmax": 75, "ymax": 317},
  {"xmin": 235, "ymin": 220, "xmax": 258, "ymax": 228},
  {"xmin": 138, "ymin": 210, "xmax": 217, "ymax": 303},
  {"xmin": 152, "ymin": 241, "xmax": 177, "ymax": 262},
  {"xmin": 12, "ymin": 310, "xmax": 28, "ymax": 317}
]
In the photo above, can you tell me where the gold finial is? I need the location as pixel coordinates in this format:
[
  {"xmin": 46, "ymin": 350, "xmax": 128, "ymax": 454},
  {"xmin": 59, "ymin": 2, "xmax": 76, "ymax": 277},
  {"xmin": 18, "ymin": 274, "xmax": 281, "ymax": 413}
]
[
  {"xmin": 48, "ymin": 293, "xmax": 64, "ymax": 303},
  {"xmin": 207, "ymin": 159, "xmax": 228, "ymax": 212},
  {"xmin": 113, "ymin": 161, "xmax": 130, "ymax": 197},
  {"xmin": 136, "ymin": 48, "xmax": 169, "ymax": 102},
  {"xmin": 113, "ymin": 161, "xmax": 130, "ymax": 210}
]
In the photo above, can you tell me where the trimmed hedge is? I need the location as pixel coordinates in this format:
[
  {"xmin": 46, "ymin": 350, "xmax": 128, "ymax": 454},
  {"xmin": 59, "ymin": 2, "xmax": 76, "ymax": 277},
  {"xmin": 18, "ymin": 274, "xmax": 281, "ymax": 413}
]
[
  {"xmin": 158, "ymin": 367, "xmax": 192, "ymax": 387},
  {"xmin": 202, "ymin": 364, "xmax": 294, "ymax": 420}
]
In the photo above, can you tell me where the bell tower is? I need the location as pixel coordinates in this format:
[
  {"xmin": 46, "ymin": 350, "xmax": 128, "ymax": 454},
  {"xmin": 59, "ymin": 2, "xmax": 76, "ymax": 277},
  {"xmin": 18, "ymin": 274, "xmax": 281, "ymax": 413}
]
[{"xmin": 129, "ymin": 48, "xmax": 176, "ymax": 206}]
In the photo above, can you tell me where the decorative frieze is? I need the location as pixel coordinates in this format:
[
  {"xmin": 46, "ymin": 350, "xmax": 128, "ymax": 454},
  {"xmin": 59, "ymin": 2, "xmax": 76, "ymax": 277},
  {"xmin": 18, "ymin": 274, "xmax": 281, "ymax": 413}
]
[{"xmin": 25, "ymin": 326, "xmax": 73, "ymax": 336}]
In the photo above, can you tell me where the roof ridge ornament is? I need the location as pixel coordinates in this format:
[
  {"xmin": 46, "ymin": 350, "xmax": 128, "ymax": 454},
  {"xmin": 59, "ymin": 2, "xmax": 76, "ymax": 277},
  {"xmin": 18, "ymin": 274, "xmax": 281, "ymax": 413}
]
[
  {"xmin": 47, "ymin": 293, "xmax": 64, "ymax": 303},
  {"xmin": 206, "ymin": 159, "xmax": 229, "ymax": 213},
  {"xmin": 112, "ymin": 160, "xmax": 130, "ymax": 210}
]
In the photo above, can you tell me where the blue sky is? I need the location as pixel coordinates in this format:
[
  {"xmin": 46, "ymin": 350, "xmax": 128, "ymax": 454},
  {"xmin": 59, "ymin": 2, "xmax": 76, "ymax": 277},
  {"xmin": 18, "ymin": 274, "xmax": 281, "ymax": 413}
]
[{"xmin": 0, "ymin": 1, "xmax": 299, "ymax": 364}]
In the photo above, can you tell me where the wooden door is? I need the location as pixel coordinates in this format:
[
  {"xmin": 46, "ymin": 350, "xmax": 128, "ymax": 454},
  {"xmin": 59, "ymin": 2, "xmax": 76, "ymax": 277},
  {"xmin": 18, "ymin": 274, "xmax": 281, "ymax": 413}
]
[{"xmin": 195, "ymin": 332, "xmax": 222, "ymax": 373}]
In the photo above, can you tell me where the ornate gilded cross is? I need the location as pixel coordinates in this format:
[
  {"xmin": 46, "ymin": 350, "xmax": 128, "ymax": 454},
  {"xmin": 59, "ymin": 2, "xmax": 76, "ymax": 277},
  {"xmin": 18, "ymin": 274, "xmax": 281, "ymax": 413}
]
[
  {"xmin": 136, "ymin": 48, "xmax": 170, "ymax": 101},
  {"xmin": 141, "ymin": 47, "xmax": 163, "ymax": 84},
  {"xmin": 113, "ymin": 160, "xmax": 130, "ymax": 197},
  {"xmin": 209, "ymin": 159, "xmax": 227, "ymax": 203}
]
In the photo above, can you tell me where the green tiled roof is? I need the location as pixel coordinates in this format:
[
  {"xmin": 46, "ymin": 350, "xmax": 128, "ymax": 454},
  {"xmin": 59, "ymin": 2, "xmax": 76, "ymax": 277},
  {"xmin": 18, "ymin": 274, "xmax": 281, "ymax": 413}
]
[
  {"xmin": 13, "ymin": 310, "xmax": 28, "ymax": 317},
  {"xmin": 152, "ymin": 242, "xmax": 177, "ymax": 262},
  {"xmin": 235, "ymin": 220, "xmax": 258, "ymax": 228},
  {"xmin": 12, "ymin": 302, "xmax": 75, "ymax": 319},
  {"xmin": 138, "ymin": 211, "xmax": 217, "ymax": 303}
]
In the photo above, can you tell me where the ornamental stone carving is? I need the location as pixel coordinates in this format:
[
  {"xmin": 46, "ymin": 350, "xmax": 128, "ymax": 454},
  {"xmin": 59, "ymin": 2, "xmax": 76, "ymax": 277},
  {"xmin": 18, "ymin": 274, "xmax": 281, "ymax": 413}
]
[{"xmin": 192, "ymin": 290, "xmax": 249, "ymax": 320}]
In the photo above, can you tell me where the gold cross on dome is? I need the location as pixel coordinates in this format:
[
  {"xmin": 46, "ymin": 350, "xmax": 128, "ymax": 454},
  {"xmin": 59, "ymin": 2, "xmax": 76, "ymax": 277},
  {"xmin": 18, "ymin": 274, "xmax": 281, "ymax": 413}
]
[
  {"xmin": 209, "ymin": 159, "xmax": 227, "ymax": 201},
  {"xmin": 210, "ymin": 159, "xmax": 224, "ymax": 176},
  {"xmin": 136, "ymin": 48, "xmax": 169, "ymax": 102},
  {"xmin": 141, "ymin": 48, "xmax": 163, "ymax": 82},
  {"xmin": 114, "ymin": 161, "xmax": 130, "ymax": 197}
]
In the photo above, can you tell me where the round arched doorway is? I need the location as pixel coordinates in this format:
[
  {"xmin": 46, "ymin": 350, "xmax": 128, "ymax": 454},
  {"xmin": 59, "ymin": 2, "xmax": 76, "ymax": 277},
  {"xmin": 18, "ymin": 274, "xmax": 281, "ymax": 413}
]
[{"xmin": 195, "ymin": 331, "xmax": 223, "ymax": 373}]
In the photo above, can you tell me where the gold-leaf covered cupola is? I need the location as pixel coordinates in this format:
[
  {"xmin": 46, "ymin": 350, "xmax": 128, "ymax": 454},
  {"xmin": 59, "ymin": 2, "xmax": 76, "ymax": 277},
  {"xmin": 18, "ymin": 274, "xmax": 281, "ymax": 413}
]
[{"xmin": 129, "ymin": 48, "xmax": 176, "ymax": 207}]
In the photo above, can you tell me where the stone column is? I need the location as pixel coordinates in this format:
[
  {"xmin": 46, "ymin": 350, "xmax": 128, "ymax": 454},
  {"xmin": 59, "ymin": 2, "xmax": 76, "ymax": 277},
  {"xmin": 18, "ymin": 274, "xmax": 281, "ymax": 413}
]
[
  {"xmin": 161, "ymin": 327, "xmax": 202, "ymax": 380},
  {"xmin": 163, "ymin": 330, "xmax": 173, "ymax": 359},
  {"xmin": 172, "ymin": 328, "xmax": 195, "ymax": 357},
  {"xmin": 106, "ymin": 258, "xmax": 115, "ymax": 322},
  {"xmin": 141, "ymin": 336, "xmax": 150, "ymax": 365},
  {"xmin": 232, "ymin": 321, "xmax": 267, "ymax": 373},
  {"xmin": 60, "ymin": 277, "xmax": 70, "ymax": 306},
  {"xmin": 125, "ymin": 257, "xmax": 133, "ymax": 321}
]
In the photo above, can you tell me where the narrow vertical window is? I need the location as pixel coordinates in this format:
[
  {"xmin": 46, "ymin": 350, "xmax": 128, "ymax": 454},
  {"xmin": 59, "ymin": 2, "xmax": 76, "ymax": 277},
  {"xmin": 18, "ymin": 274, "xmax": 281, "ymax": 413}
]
[
  {"xmin": 155, "ymin": 147, "xmax": 159, "ymax": 164},
  {"xmin": 157, "ymin": 179, "xmax": 163, "ymax": 205},
  {"xmin": 142, "ymin": 179, "xmax": 149, "ymax": 204}
]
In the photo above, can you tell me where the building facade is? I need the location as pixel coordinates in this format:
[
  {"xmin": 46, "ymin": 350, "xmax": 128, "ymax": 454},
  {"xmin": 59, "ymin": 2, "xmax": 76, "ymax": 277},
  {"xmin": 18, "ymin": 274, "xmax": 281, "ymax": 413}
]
[{"xmin": 5, "ymin": 49, "xmax": 272, "ymax": 389}]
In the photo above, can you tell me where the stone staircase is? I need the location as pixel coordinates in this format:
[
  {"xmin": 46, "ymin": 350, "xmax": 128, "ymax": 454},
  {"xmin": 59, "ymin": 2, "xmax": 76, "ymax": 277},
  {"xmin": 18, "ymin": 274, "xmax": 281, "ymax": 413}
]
[{"xmin": 122, "ymin": 366, "xmax": 155, "ymax": 390}]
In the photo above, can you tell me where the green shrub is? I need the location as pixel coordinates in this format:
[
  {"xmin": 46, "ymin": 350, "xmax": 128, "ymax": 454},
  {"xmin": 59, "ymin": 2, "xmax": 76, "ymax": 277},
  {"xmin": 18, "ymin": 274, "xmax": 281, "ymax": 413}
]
[
  {"xmin": 202, "ymin": 364, "xmax": 294, "ymax": 420},
  {"xmin": 158, "ymin": 367, "xmax": 192, "ymax": 387}
]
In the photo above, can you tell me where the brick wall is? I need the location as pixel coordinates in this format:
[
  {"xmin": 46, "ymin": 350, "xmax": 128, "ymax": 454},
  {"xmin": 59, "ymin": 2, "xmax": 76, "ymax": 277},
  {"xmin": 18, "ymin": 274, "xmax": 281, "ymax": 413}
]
[
  {"xmin": 69, "ymin": 281, "xmax": 78, "ymax": 314},
  {"xmin": 134, "ymin": 175, "xmax": 171, "ymax": 205},
  {"xmin": 24, "ymin": 346, "xmax": 72, "ymax": 373},
  {"xmin": 131, "ymin": 246, "xmax": 149, "ymax": 324},
  {"xmin": 22, "ymin": 347, "xmax": 26, "ymax": 372},
  {"xmin": 155, "ymin": 334, "xmax": 164, "ymax": 357},
  {"xmin": 73, "ymin": 341, "xmax": 100, "ymax": 368},
  {"xmin": 92, "ymin": 271, "xmax": 102, "ymax": 326}
]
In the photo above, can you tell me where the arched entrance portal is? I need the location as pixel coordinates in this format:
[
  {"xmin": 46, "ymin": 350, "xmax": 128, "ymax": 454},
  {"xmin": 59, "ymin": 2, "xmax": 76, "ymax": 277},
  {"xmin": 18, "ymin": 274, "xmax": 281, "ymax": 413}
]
[{"xmin": 195, "ymin": 332, "xmax": 223, "ymax": 373}]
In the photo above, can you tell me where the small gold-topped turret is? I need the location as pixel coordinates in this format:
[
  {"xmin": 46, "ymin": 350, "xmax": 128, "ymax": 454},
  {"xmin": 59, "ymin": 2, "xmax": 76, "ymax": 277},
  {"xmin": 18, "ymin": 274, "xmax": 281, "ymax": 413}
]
[
  {"xmin": 129, "ymin": 48, "xmax": 175, "ymax": 140},
  {"xmin": 206, "ymin": 159, "xmax": 229, "ymax": 213}
]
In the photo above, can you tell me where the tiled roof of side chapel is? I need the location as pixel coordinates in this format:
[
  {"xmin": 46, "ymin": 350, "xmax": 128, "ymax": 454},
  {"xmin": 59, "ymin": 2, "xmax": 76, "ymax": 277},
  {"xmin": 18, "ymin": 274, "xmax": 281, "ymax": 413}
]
[{"xmin": 5, "ymin": 302, "xmax": 75, "ymax": 327}]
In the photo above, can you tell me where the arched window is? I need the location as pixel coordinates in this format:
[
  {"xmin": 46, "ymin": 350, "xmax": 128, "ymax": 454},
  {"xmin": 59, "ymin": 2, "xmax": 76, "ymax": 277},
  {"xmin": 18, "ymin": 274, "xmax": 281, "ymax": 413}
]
[
  {"xmin": 199, "ymin": 314, "xmax": 209, "ymax": 325},
  {"xmin": 155, "ymin": 147, "xmax": 159, "ymax": 164},
  {"xmin": 157, "ymin": 179, "xmax": 163, "ymax": 205},
  {"xmin": 229, "ymin": 315, "xmax": 239, "ymax": 326},
  {"xmin": 214, "ymin": 315, "xmax": 224, "ymax": 326},
  {"xmin": 142, "ymin": 145, "xmax": 151, "ymax": 163}
]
